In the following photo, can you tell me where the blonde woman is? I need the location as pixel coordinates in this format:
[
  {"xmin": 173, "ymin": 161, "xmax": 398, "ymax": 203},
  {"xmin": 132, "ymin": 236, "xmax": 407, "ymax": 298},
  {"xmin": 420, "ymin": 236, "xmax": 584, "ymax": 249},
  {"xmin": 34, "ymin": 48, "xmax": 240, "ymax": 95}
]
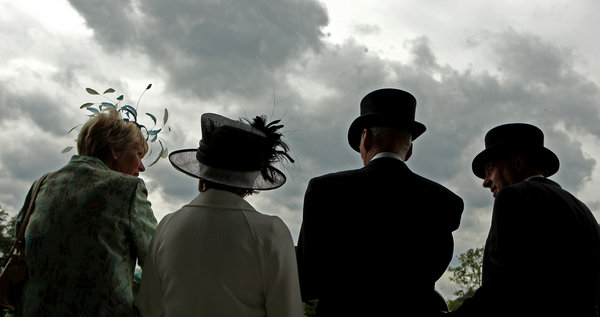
[{"xmin": 15, "ymin": 108, "xmax": 157, "ymax": 316}]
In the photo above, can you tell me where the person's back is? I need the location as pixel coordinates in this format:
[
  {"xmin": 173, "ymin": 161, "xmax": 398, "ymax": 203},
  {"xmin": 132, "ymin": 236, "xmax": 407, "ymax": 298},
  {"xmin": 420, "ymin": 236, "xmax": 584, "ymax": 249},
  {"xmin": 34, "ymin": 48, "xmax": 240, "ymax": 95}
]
[
  {"xmin": 140, "ymin": 189, "xmax": 299, "ymax": 316},
  {"xmin": 21, "ymin": 155, "xmax": 155, "ymax": 316},
  {"xmin": 137, "ymin": 113, "xmax": 302, "ymax": 317},
  {"xmin": 477, "ymin": 178, "xmax": 600, "ymax": 316},
  {"xmin": 300, "ymin": 158, "xmax": 461, "ymax": 315},
  {"xmin": 297, "ymin": 88, "xmax": 463, "ymax": 316}
]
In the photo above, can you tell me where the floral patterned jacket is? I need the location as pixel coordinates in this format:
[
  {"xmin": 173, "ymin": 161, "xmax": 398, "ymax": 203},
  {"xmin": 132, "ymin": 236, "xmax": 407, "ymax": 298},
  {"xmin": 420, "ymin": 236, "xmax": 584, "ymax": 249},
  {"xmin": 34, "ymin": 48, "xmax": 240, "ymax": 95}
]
[{"xmin": 15, "ymin": 155, "xmax": 157, "ymax": 317}]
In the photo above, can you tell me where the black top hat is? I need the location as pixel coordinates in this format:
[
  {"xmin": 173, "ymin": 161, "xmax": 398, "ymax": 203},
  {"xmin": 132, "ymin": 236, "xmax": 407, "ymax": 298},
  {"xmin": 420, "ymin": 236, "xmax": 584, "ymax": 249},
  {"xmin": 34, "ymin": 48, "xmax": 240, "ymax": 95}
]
[
  {"xmin": 169, "ymin": 113, "xmax": 291, "ymax": 190},
  {"xmin": 472, "ymin": 123, "xmax": 559, "ymax": 179},
  {"xmin": 348, "ymin": 88, "xmax": 426, "ymax": 152}
]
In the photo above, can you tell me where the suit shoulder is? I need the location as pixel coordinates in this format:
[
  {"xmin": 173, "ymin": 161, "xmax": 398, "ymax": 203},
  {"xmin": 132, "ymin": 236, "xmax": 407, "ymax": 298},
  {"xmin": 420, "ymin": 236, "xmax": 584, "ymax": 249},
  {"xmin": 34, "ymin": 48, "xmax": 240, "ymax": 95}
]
[
  {"xmin": 502, "ymin": 178, "xmax": 561, "ymax": 197},
  {"xmin": 308, "ymin": 168, "xmax": 361, "ymax": 185},
  {"xmin": 413, "ymin": 173, "xmax": 462, "ymax": 199}
]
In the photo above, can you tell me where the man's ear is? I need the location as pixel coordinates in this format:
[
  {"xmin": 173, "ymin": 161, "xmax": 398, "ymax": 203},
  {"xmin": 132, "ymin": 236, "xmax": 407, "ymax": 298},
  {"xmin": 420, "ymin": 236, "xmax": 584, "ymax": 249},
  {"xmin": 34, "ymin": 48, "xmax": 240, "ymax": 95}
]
[
  {"xmin": 404, "ymin": 143, "xmax": 413, "ymax": 161},
  {"xmin": 360, "ymin": 128, "xmax": 372, "ymax": 151},
  {"xmin": 512, "ymin": 154, "xmax": 527, "ymax": 173}
]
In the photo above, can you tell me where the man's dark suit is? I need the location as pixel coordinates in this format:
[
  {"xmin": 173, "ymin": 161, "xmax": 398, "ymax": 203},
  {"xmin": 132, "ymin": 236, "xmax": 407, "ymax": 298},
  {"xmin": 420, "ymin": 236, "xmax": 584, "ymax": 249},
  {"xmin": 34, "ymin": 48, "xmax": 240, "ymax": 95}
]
[
  {"xmin": 455, "ymin": 177, "xmax": 600, "ymax": 317},
  {"xmin": 297, "ymin": 157, "xmax": 464, "ymax": 316}
]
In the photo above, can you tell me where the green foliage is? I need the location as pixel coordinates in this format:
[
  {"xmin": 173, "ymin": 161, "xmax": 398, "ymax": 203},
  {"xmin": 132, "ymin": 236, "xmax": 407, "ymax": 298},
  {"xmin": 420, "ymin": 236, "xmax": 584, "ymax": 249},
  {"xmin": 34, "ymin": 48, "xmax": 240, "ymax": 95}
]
[
  {"xmin": 447, "ymin": 287, "xmax": 477, "ymax": 311},
  {"xmin": 0, "ymin": 205, "xmax": 16, "ymax": 266},
  {"xmin": 0, "ymin": 207, "xmax": 17, "ymax": 316},
  {"xmin": 303, "ymin": 300, "xmax": 317, "ymax": 317},
  {"xmin": 63, "ymin": 84, "xmax": 170, "ymax": 167},
  {"xmin": 447, "ymin": 247, "xmax": 484, "ymax": 310}
]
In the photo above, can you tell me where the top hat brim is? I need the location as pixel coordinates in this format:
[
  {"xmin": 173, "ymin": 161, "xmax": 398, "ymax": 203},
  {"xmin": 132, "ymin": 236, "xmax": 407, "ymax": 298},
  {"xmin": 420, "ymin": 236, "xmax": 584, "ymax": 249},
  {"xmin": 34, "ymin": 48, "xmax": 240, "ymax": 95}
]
[
  {"xmin": 472, "ymin": 143, "xmax": 559, "ymax": 179},
  {"xmin": 169, "ymin": 149, "xmax": 286, "ymax": 190},
  {"xmin": 347, "ymin": 114, "xmax": 426, "ymax": 152}
]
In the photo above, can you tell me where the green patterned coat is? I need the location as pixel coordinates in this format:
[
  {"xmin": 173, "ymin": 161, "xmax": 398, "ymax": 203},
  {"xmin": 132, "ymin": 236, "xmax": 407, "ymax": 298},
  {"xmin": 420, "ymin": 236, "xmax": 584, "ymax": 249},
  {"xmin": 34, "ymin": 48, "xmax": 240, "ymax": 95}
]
[{"xmin": 15, "ymin": 155, "xmax": 157, "ymax": 316}]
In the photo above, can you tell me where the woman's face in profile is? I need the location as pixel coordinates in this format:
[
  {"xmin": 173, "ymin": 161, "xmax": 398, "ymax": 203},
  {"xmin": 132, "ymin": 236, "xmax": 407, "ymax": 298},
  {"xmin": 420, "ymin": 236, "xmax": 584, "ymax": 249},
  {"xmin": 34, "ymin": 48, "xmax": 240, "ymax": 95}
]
[{"xmin": 113, "ymin": 145, "xmax": 146, "ymax": 177}]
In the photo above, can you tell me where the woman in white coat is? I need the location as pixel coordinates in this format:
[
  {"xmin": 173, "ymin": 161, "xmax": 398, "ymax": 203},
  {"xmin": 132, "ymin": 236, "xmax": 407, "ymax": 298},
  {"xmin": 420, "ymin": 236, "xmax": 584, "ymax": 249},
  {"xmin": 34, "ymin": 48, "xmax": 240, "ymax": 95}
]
[{"xmin": 137, "ymin": 113, "xmax": 302, "ymax": 317}]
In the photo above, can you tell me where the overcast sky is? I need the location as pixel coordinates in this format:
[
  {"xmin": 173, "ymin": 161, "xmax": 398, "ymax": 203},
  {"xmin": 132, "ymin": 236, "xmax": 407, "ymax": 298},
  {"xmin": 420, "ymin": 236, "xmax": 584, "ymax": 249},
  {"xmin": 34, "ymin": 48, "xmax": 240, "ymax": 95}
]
[{"xmin": 2, "ymin": 0, "xmax": 600, "ymax": 299}]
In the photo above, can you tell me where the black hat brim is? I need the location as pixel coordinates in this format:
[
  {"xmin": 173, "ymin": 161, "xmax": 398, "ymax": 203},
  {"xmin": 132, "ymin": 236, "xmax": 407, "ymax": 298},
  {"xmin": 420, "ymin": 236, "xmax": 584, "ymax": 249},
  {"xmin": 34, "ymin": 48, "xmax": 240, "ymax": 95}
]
[
  {"xmin": 169, "ymin": 149, "xmax": 286, "ymax": 190},
  {"xmin": 347, "ymin": 114, "xmax": 426, "ymax": 152},
  {"xmin": 472, "ymin": 143, "xmax": 559, "ymax": 179}
]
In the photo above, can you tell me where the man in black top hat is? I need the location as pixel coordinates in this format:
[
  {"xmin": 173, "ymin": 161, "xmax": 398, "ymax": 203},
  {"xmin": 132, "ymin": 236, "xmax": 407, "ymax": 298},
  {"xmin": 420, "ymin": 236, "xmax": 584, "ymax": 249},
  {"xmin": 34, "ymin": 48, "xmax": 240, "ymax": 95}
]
[
  {"xmin": 451, "ymin": 123, "xmax": 600, "ymax": 317},
  {"xmin": 296, "ymin": 88, "xmax": 464, "ymax": 316}
]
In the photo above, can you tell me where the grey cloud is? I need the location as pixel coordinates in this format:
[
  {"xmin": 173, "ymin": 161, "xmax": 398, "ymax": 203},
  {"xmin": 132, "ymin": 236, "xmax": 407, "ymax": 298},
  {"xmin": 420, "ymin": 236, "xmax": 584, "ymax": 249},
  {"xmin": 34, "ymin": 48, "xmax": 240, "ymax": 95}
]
[
  {"xmin": 0, "ymin": 82, "xmax": 78, "ymax": 137},
  {"xmin": 545, "ymin": 129, "xmax": 595, "ymax": 192},
  {"xmin": 145, "ymin": 160, "xmax": 197, "ymax": 205},
  {"xmin": 406, "ymin": 36, "xmax": 437, "ymax": 70},
  {"xmin": 272, "ymin": 31, "xmax": 600, "ymax": 249},
  {"xmin": 352, "ymin": 23, "xmax": 380, "ymax": 36},
  {"xmin": 492, "ymin": 29, "xmax": 573, "ymax": 84},
  {"xmin": 251, "ymin": 29, "xmax": 599, "ymax": 236},
  {"xmin": 0, "ymin": 126, "xmax": 69, "ymax": 214},
  {"xmin": 68, "ymin": 0, "xmax": 329, "ymax": 100}
]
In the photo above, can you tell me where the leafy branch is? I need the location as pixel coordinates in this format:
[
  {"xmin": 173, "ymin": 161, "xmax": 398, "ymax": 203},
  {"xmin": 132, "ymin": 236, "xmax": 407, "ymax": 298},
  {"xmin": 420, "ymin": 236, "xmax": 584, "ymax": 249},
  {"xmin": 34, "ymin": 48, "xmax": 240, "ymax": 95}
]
[
  {"xmin": 63, "ymin": 84, "xmax": 170, "ymax": 167},
  {"xmin": 447, "ymin": 247, "xmax": 484, "ymax": 310}
]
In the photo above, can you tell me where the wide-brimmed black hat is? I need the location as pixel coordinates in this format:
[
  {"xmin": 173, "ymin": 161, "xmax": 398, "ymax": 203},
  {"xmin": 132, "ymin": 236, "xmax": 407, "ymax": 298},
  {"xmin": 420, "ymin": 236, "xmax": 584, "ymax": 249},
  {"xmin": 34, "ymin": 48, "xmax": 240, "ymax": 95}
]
[
  {"xmin": 169, "ymin": 113, "xmax": 289, "ymax": 190},
  {"xmin": 472, "ymin": 123, "xmax": 559, "ymax": 179},
  {"xmin": 348, "ymin": 88, "xmax": 426, "ymax": 152}
]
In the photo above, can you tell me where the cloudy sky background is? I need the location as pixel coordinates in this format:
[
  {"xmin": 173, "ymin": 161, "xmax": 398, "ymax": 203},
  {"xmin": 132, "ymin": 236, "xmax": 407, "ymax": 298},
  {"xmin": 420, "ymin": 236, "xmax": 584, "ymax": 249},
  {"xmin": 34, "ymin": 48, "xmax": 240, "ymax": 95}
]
[{"xmin": 2, "ymin": 0, "xmax": 600, "ymax": 299}]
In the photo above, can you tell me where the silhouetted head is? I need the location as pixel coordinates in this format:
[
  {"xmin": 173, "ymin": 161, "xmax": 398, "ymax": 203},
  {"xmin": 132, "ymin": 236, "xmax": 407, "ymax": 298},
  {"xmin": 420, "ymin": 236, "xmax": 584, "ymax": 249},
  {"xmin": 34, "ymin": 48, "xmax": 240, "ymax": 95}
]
[
  {"xmin": 472, "ymin": 123, "xmax": 559, "ymax": 197},
  {"xmin": 347, "ymin": 88, "xmax": 426, "ymax": 152}
]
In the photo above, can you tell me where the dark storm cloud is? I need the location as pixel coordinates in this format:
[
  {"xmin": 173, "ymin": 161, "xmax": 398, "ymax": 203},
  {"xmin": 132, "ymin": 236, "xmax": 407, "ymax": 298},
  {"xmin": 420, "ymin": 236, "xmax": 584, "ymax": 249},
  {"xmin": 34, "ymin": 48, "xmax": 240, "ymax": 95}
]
[
  {"xmin": 0, "ymin": 87, "xmax": 71, "ymax": 136},
  {"xmin": 68, "ymin": 0, "xmax": 328, "ymax": 99}
]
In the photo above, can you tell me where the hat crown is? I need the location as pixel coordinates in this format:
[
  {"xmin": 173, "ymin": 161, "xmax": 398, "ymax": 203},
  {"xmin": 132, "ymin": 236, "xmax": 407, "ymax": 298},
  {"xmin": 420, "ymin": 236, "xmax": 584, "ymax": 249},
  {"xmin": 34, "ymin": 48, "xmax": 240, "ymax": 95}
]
[
  {"xmin": 360, "ymin": 88, "xmax": 417, "ymax": 120},
  {"xmin": 484, "ymin": 123, "xmax": 545, "ymax": 149},
  {"xmin": 472, "ymin": 122, "xmax": 559, "ymax": 179},
  {"xmin": 168, "ymin": 112, "xmax": 290, "ymax": 190},
  {"xmin": 347, "ymin": 88, "xmax": 426, "ymax": 152},
  {"xmin": 197, "ymin": 113, "xmax": 267, "ymax": 171}
]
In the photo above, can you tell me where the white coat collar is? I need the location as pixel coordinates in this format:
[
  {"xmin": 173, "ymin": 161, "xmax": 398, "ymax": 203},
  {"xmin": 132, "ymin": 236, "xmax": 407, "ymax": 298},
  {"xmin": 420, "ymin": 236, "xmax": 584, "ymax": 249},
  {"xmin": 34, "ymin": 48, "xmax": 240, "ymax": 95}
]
[{"xmin": 185, "ymin": 189, "xmax": 257, "ymax": 213}]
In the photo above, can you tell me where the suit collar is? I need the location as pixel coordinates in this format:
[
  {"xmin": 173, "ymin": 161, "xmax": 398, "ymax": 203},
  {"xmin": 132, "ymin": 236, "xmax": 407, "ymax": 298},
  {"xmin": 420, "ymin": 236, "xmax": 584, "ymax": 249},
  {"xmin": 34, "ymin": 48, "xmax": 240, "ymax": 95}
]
[
  {"xmin": 371, "ymin": 152, "xmax": 404, "ymax": 162},
  {"xmin": 186, "ymin": 189, "xmax": 257, "ymax": 212},
  {"xmin": 526, "ymin": 176, "xmax": 561, "ymax": 188},
  {"xmin": 365, "ymin": 156, "xmax": 410, "ymax": 171}
]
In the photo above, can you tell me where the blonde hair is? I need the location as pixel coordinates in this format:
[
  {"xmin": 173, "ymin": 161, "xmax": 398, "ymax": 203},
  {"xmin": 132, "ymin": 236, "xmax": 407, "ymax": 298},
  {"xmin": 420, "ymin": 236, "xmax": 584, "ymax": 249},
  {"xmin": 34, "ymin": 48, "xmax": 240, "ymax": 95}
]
[{"xmin": 77, "ymin": 108, "xmax": 148, "ymax": 162}]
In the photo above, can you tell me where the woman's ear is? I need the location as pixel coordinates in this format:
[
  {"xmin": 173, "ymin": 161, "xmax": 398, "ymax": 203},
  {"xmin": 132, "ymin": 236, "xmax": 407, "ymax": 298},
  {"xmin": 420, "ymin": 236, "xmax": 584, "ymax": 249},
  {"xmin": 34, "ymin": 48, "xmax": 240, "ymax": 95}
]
[{"xmin": 108, "ymin": 145, "xmax": 117, "ymax": 160}]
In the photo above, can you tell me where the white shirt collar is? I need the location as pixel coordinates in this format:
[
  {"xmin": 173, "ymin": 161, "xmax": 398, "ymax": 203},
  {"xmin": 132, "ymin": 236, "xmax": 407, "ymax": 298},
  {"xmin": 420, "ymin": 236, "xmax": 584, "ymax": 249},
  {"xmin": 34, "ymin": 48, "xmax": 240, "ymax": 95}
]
[
  {"xmin": 524, "ymin": 174, "xmax": 545, "ymax": 182},
  {"xmin": 371, "ymin": 152, "xmax": 404, "ymax": 162}
]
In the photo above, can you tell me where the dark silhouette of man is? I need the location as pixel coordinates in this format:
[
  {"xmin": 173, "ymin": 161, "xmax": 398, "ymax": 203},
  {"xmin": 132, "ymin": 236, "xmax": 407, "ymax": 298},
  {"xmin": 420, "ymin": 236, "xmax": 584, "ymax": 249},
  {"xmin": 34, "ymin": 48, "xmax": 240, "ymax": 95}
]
[
  {"xmin": 451, "ymin": 123, "xmax": 600, "ymax": 317},
  {"xmin": 296, "ymin": 88, "xmax": 464, "ymax": 316}
]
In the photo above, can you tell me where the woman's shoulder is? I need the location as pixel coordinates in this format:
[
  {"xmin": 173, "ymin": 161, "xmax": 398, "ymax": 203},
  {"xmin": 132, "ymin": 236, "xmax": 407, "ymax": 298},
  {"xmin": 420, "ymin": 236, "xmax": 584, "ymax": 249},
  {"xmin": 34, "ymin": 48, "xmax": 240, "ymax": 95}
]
[
  {"xmin": 60, "ymin": 155, "xmax": 143, "ymax": 193},
  {"xmin": 243, "ymin": 211, "xmax": 292, "ymax": 239}
]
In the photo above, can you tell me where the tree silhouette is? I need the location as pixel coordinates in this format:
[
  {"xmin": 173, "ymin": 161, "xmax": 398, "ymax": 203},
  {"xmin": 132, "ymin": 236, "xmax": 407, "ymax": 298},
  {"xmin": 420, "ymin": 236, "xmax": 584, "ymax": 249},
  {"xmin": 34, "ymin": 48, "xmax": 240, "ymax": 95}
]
[
  {"xmin": 447, "ymin": 247, "xmax": 483, "ymax": 310},
  {"xmin": 0, "ymin": 205, "xmax": 16, "ymax": 266}
]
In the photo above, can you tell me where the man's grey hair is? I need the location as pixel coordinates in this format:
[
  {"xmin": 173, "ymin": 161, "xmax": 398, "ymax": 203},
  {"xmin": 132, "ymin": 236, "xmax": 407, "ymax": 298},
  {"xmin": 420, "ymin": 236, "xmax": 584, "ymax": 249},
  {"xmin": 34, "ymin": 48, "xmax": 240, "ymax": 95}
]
[{"xmin": 369, "ymin": 126, "xmax": 412, "ymax": 153}]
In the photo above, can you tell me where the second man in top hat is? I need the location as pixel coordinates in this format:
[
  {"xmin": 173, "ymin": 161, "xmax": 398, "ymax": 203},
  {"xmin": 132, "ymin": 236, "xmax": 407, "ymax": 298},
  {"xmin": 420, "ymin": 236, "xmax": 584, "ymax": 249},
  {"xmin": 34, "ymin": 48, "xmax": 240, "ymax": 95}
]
[
  {"xmin": 450, "ymin": 123, "xmax": 600, "ymax": 317},
  {"xmin": 296, "ymin": 88, "xmax": 464, "ymax": 316}
]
